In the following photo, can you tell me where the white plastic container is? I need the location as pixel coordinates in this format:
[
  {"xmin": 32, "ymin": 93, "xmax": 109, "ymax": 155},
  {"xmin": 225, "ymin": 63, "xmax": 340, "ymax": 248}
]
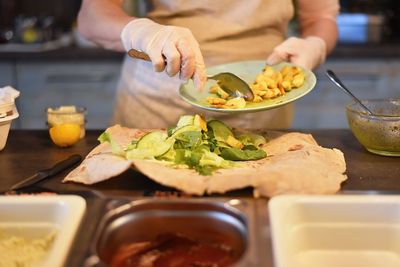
[
  {"xmin": 269, "ymin": 195, "xmax": 400, "ymax": 267},
  {"xmin": 0, "ymin": 195, "xmax": 86, "ymax": 267},
  {"xmin": 0, "ymin": 86, "xmax": 20, "ymax": 151},
  {"xmin": 0, "ymin": 106, "xmax": 19, "ymax": 151},
  {"xmin": 0, "ymin": 101, "xmax": 14, "ymax": 115},
  {"xmin": 0, "ymin": 86, "xmax": 20, "ymax": 115}
]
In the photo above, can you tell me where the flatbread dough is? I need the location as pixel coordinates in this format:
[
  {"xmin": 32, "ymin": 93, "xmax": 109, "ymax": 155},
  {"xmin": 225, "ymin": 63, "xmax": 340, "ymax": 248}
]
[{"xmin": 64, "ymin": 125, "xmax": 347, "ymax": 197}]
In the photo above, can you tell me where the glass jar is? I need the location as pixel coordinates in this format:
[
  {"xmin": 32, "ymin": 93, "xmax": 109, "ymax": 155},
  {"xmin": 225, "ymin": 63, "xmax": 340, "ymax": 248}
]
[{"xmin": 46, "ymin": 106, "xmax": 86, "ymax": 139}]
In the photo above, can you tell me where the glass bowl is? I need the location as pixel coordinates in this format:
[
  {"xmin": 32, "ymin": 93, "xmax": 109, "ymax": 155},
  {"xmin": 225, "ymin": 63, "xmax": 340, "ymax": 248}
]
[{"xmin": 346, "ymin": 99, "xmax": 400, "ymax": 156}]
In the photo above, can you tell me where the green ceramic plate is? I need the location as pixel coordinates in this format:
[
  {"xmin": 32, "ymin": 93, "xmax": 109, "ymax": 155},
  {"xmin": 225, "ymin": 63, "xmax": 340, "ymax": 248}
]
[{"xmin": 179, "ymin": 60, "xmax": 317, "ymax": 113}]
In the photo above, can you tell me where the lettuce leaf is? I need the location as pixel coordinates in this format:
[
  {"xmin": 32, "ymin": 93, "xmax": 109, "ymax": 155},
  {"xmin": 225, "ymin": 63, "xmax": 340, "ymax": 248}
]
[{"xmin": 98, "ymin": 132, "xmax": 125, "ymax": 157}]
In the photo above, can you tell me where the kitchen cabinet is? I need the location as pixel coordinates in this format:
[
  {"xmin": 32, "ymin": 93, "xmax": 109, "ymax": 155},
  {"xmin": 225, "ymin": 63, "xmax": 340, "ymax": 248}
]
[
  {"xmin": 12, "ymin": 58, "xmax": 400, "ymax": 130},
  {"xmin": 0, "ymin": 62, "xmax": 15, "ymax": 87},
  {"xmin": 293, "ymin": 58, "xmax": 400, "ymax": 129},
  {"xmin": 2, "ymin": 46, "xmax": 400, "ymax": 130},
  {"xmin": 15, "ymin": 60, "xmax": 121, "ymax": 129}
]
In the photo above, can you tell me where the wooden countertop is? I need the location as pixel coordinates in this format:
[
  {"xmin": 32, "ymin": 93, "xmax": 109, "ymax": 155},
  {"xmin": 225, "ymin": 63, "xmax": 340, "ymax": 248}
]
[
  {"xmin": 1, "ymin": 129, "xmax": 399, "ymax": 195},
  {"xmin": 0, "ymin": 129, "xmax": 399, "ymax": 267}
]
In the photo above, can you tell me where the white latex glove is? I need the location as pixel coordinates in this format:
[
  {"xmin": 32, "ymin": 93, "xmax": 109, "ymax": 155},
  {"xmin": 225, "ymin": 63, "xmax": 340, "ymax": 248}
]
[
  {"xmin": 121, "ymin": 18, "xmax": 206, "ymax": 89},
  {"xmin": 266, "ymin": 36, "xmax": 327, "ymax": 70}
]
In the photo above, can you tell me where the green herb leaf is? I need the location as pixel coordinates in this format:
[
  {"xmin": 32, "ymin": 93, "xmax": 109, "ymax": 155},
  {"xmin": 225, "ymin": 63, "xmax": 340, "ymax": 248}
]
[
  {"xmin": 174, "ymin": 131, "xmax": 202, "ymax": 149},
  {"xmin": 220, "ymin": 147, "xmax": 267, "ymax": 161},
  {"xmin": 207, "ymin": 120, "xmax": 233, "ymax": 143}
]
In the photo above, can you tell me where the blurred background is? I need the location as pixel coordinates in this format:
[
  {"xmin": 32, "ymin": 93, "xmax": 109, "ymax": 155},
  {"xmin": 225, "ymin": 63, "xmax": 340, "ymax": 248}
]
[{"xmin": 0, "ymin": 0, "xmax": 399, "ymax": 129}]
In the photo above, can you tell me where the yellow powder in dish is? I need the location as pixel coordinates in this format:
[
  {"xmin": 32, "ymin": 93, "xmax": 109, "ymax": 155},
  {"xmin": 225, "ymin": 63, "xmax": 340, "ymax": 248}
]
[{"xmin": 0, "ymin": 231, "xmax": 56, "ymax": 267}]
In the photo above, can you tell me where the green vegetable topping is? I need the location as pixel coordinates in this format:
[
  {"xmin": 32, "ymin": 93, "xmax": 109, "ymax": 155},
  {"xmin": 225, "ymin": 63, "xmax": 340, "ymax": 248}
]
[
  {"xmin": 98, "ymin": 115, "xmax": 267, "ymax": 175},
  {"xmin": 98, "ymin": 132, "xmax": 125, "ymax": 156},
  {"xmin": 220, "ymin": 147, "xmax": 267, "ymax": 161}
]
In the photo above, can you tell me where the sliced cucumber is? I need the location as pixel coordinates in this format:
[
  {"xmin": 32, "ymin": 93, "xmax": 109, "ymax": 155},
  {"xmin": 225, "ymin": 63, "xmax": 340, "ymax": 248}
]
[
  {"xmin": 137, "ymin": 131, "xmax": 167, "ymax": 148},
  {"xmin": 171, "ymin": 124, "xmax": 202, "ymax": 137},
  {"xmin": 126, "ymin": 131, "xmax": 175, "ymax": 159}
]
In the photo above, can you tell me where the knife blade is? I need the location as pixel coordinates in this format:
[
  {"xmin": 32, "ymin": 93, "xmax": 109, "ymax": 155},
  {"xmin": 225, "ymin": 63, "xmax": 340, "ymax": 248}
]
[{"xmin": 10, "ymin": 154, "xmax": 82, "ymax": 191}]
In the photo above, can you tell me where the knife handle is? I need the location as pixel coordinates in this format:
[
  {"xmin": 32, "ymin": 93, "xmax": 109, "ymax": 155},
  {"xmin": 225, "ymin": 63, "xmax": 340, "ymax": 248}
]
[{"xmin": 43, "ymin": 154, "xmax": 82, "ymax": 177}]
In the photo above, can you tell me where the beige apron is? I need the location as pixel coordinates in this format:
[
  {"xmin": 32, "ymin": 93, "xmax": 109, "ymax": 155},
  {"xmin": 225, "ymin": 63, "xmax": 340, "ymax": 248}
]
[{"xmin": 112, "ymin": 0, "xmax": 295, "ymax": 129}]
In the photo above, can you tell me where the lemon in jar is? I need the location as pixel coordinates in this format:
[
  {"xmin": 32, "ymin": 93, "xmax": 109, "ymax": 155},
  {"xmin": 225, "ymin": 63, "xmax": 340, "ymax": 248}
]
[
  {"xmin": 49, "ymin": 123, "xmax": 81, "ymax": 147},
  {"xmin": 47, "ymin": 106, "xmax": 86, "ymax": 139}
]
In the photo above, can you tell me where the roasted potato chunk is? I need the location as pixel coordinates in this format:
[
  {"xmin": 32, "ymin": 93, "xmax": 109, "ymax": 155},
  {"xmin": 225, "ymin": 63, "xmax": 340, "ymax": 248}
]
[{"xmin": 207, "ymin": 64, "xmax": 306, "ymax": 109}]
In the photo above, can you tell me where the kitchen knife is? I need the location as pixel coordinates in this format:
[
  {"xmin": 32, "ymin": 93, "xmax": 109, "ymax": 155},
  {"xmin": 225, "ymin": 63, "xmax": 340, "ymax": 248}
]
[{"xmin": 10, "ymin": 154, "xmax": 82, "ymax": 191}]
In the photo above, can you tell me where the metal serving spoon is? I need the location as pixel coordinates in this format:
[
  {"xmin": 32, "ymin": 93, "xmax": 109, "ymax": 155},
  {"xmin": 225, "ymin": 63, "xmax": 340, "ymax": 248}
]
[
  {"xmin": 128, "ymin": 49, "xmax": 254, "ymax": 101},
  {"xmin": 326, "ymin": 69, "xmax": 375, "ymax": 115}
]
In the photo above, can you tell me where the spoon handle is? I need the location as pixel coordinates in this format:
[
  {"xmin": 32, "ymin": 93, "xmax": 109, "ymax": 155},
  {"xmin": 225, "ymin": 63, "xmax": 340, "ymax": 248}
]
[
  {"xmin": 326, "ymin": 70, "xmax": 374, "ymax": 115},
  {"xmin": 128, "ymin": 49, "xmax": 151, "ymax": 61}
]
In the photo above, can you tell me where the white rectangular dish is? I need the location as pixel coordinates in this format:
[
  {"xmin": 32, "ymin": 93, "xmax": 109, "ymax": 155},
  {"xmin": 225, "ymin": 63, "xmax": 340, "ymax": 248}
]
[
  {"xmin": 269, "ymin": 195, "xmax": 400, "ymax": 267},
  {"xmin": 0, "ymin": 195, "xmax": 86, "ymax": 267}
]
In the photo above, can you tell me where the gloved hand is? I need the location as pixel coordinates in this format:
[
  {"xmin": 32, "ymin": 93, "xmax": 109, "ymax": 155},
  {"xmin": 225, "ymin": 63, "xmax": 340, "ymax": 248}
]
[
  {"xmin": 266, "ymin": 36, "xmax": 327, "ymax": 70},
  {"xmin": 121, "ymin": 18, "xmax": 207, "ymax": 89}
]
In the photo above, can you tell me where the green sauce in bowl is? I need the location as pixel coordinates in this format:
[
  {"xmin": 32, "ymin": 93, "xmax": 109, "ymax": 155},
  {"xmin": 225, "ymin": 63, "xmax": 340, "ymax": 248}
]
[{"xmin": 346, "ymin": 99, "xmax": 400, "ymax": 156}]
